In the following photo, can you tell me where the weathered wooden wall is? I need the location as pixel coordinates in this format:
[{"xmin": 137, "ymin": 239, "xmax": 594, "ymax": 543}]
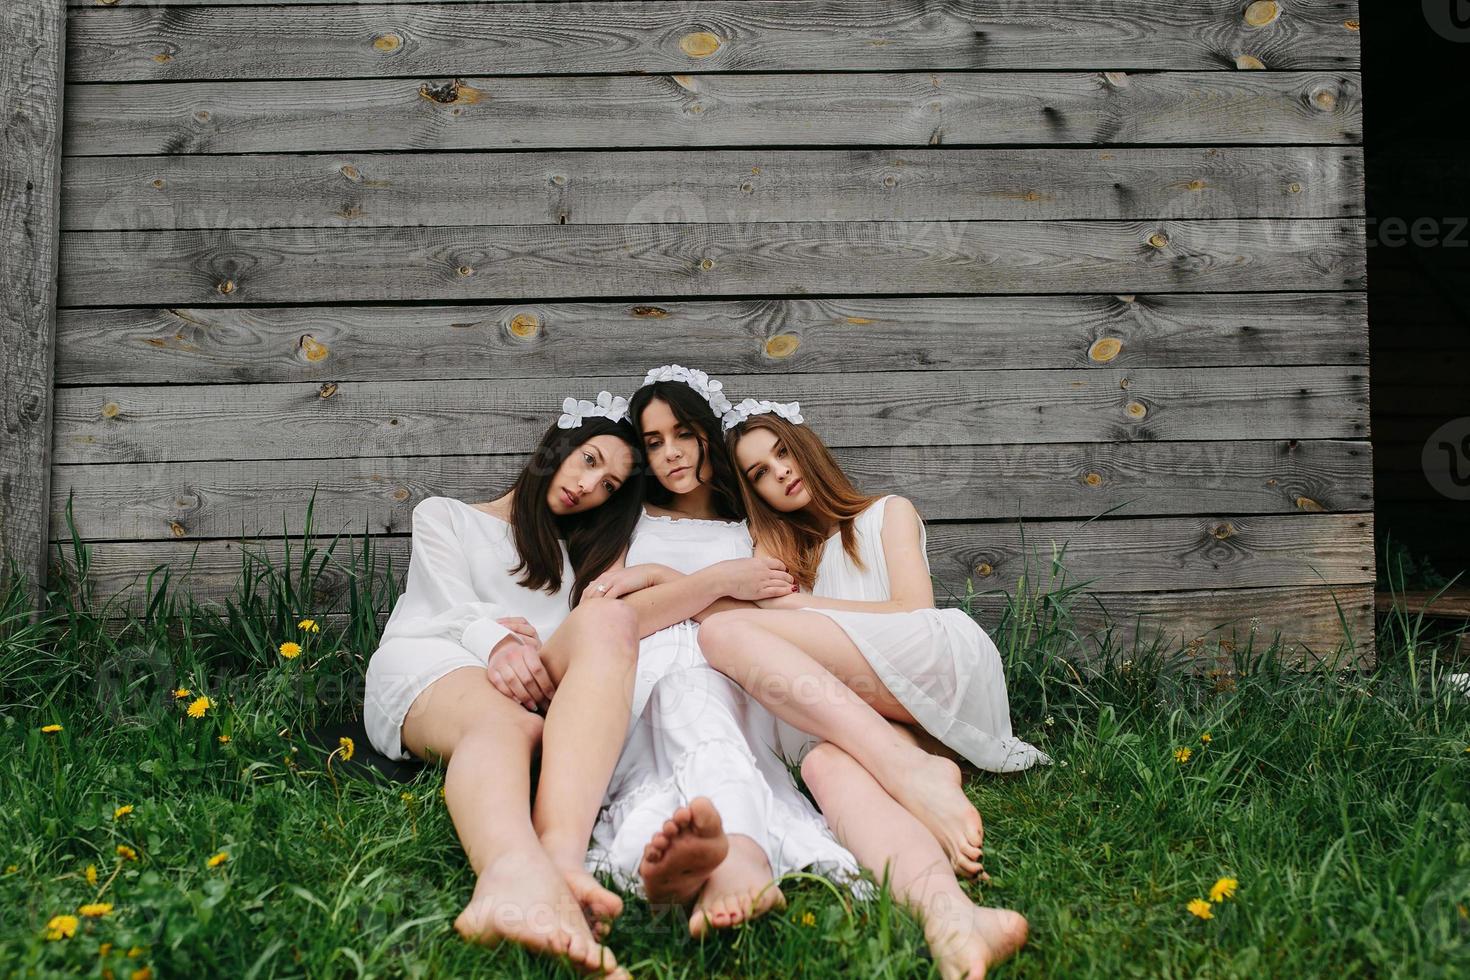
[{"xmin": 48, "ymin": 0, "xmax": 1372, "ymax": 658}]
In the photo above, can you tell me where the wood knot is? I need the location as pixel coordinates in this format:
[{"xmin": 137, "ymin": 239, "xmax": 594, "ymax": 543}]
[
  {"xmin": 340, "ymin": 164, "xmax": 361, "ymax": 182},
  {"xmin": 1125, "ymin": 401, "xmax": 1148, "ymax": 419},
  {"xmin": 1084, "ymin": 472, "xmax": 1103, "ymax": 487},
  {"xmin": 1089, "ymin": 338, "xmax": 1123, "ymax": 363},
  {"xmin": 883, "ymin": 174, "xmax": 898, "ymax": 188},
  {"xmin": 392, "ymin": 488, "xmax": 411, "ymax": 502},
  {"xmin": 679, "ymin": 32, "xmax": 722, "ymax": 58},
  {"xmin": 318, "ymin": 382, "xmax": 338, "ymax": 399},
  {"xmin": 169, "ymin": 521, "xmax": 186, "ymax": 538},
  {"xmin": 1244, "ymin": 1, "xmax": 1280, "ymax": 27},
  {"xmin": 1295, "ymin": 496, "xmax": 1324, "ymax": 512},
  {"xmin": 974, "ymin": 562, "xmax": 994, "ymax": 578},
  {"xmin": 1187, "ymin": 180, "xmax": 1206, "ymax": 192},
  {"xmin": 1102, "ymin": 72, "xmax": 1129, "ymax": 87},
  {"xmin": 1313, "ymin": 89, "xmax": 1338, "ymax": 111},
  {"xmin": 1288, "ymin": 182, "xmax": 1302, "ymax": 194},
  {"xmin": 151, "ymin": 178, "xmax": 166, "ymax": 190},
  {"xmin": 1344, "ymin": 19, "xmax": 1360, "ymax": 32},
  {"xmin": 298, "ymin": 335, "xmax": 329, "ymax": 362},
  {"xmin": 550, "ymin": 174, "xmax": 566, "ymax": 186},
  {"xmin": 508, "ymin": 312, "xmax": 540, "ymax": 338},
  {"xmin": 699, "ymin": 258, "xmax": 715, "ymax": 271},
  {"xmin": 194, "ymin": 110, "xmax": 210, "ymax": 122},
  {"xmin": 1211, "ymin": 522, "xmax": 1235, "ymax": 540},
  {"xmin": 419, "ymin": 78, "xmax": 482, "ymax": 106},
  {"xmin": 456, "ymin": 265, "xmax": 474, "ymax": 277},
  {"xmin": 216, "ymin": 279, "xmax": 236, "ymax": 295},
  {"xmin": 765, "ymin": 334, "xmax": 800, "ymax": 359},
  {"xmin": 1147, "ymin": 232, "xmax": 1169, "ymax": 249},
  {"xmin": 373, "ymin": 34, "xmax": 402, "ymax": 52},
  {"xmin": 101, "ymin": 402, "xmax": 120, "ymax": 419},
  {"xmin": 631, "ymin": 305, "xmax": 670, "ymax": 318},
  {"xmin": 1235, "ymin": 55, "xmax": 1266, "ymax": 70}
]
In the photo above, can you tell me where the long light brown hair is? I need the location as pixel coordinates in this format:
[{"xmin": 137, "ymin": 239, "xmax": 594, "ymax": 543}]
[{"xmin": 726, "ymin": 414, "xmax": 883, "ymax": 591}]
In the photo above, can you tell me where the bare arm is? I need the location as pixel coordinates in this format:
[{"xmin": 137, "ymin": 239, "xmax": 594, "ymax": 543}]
[{"xmin": 584, "ymin": 558, "xmax": 795, "ymax": 638}]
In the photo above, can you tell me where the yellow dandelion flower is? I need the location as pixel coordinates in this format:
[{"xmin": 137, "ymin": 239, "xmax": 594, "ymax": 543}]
[
  {"xmin": 1200, "ymin": 732, "xmax": 1213, "ymax": 744},
  {"xmin": 116, "ymin": 844, "xmax": 137, "ymax": 861},
  {"xmin": 297, "ymin": 618, "xmax": 320, "ymax": 633},
  {"xmin": 5, "ymin": 864, "xmax": 18, "ymax": 874},
  {"xmin": 131, "ymin": 967, "xmax": 152, "ymax": 980},
  {"xmin": 113, "ymin": 804, "xmax": 134, "ymax": 819},
  {"xmin": 41, "ymin": 723, "xmax": 63, "ymax": 734},
  {"xmin": 46, "ymin": 914, "xmax": 79, "ymax": 940},
  {"xmin": 85, "ymin": 864, "xmax": 98, "ymax": 887},
  {"xmin": 338, "ymin": 736, "xmax": 355, "ymax": 761},
  {"xmin": 207, "ymin": 851, "xmax": 229, "ymax": 868},
  {"xmin": 1173, "ymin": 747, "xmax": 1193, "ymax": 764},
  {"xmin": 1210, "ymin": 877, "xmax": 1238, "ymax": 903},
  {"xmin": 400, "ymin": 791, "xmax": 414, "ymax": 804},
  {"xmin": 79, "ymin": 902, "xmax": 113, "ymax": 918},
  {"xmin": 172, "ymin": 688, "xmax": 190, "ymax": 700},
  {"xmin": 279, "ymin": 641, "xmax": 302, "ymax": 660},
  {"xmin": 99, "ymin": 942, "xmax": 113, "ymax": 956},
  {"xmin": 187, "ymin": 696, "xmax": 211, "ymax": 719},
  {"xmin": 801, "ymin": 911, "xmax": 816, "ymax": 927},
  {"xmin": 126, "ymin": 945, "xmax": 145, "ymax": 957},
  {"xmin": 1187, "ymin": 898, "xmax": 1214, "ymax": 920},
  {"xmin": 218, "ymin": 734, "xmax": 231, "ymax": 744}
]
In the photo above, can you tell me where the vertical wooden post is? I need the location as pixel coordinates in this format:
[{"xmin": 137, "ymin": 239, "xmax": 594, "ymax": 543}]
[{"xmin": 0, "ymin": 0, "xmax": 67, "ymax": 617}]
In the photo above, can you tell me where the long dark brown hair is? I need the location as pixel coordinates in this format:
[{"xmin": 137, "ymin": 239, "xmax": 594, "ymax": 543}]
[
  {"xmin": 504, "ymin": 415, "xmax": 645, "ymax": 606},
  {"xmin": 726, "ymin": 413, "xmax": 883, "ymax": 591},
  {"xmin": 629, "ymin": 381, "xmax": 745, "ymax": 521}
]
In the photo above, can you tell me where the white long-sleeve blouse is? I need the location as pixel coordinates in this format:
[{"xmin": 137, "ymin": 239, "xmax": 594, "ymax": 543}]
[{"xmin": 377, "ymin": 496, "xmax": 575, "ymax": 660}]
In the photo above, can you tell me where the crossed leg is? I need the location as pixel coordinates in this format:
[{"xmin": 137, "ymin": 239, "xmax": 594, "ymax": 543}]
[
  {"xmin": 698, "ymin": 609, "xmax": 985, "ymax": 877},
  {"xmin": 800, "ymin": 742, "xmax": 1029, "ymax": 980}
]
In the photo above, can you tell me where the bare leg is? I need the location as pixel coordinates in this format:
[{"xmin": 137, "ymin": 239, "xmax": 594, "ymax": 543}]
[
  {"xmin": 400, "ymin": 666, "xmax": 624, "ymax": 977},
  {"xmin": 688, "ymin": 832, "xmax": 787, "ymax": 938},
  {"xmin": 639, "ymin": 797, "xmax": 729, "ymax": 906},
  {"xmin": 699, "ymin": 610, "xmax": 985, "ymax": 876},
  {"xmin": 529, "ymin": 599, "xmax": 641, "ymax": 928},
  {"xmin": 801, "ymin": 743, "xmax": 1028, "ymax": 980}
]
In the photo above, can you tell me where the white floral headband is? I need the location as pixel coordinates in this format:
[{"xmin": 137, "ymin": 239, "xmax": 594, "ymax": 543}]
[
  {"xmin": 638, "ymin": 364, "xmax": 733, "ymax": 418},
  {"xmin": 557, "ymin": 390, "xmax": 630, "ymax": 430},
  {"xmin": 722, "ymin": 398, "xmax": 804, "ymax": 432}
]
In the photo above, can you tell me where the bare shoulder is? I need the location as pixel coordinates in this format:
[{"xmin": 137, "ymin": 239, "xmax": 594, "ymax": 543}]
[{"xmin": 880, "ymin": 494, "xmax": 922, "ymax": 528}]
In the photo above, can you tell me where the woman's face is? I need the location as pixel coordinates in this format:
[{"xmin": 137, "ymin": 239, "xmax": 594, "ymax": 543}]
[
  {"xmin": 639, "ymin": 397, "xmax": 713, "ymax": 495},
  {"xmin": 734, "ymin": 427, "xmax": 810, "ymax": 513},
  {"xmin": 544, "ymin": 434, "xmax": 636, "ymax": 516}
]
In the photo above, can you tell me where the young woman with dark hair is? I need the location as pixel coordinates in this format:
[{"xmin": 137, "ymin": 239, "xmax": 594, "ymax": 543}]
[
  {"xmin": 574, "ymin": 366, "xmax": 862, "ymax": 937},
  {"xmin": 363, "ymin": 394, "xmax": 644, "ymax": 978}
]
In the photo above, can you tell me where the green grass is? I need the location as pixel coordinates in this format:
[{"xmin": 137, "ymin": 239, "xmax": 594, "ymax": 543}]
[{"xmin": 2, "ymin": 502, "xmax": 1468, "ymax": 978}]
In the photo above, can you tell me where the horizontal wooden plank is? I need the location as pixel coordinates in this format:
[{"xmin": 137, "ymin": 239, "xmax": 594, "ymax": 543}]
[
  {"xmin": 65, "ymin": 1, "xmax": 1362, "ymax": 80},
  {"xmin": 60, "ymin": 147, "xmax": 1366, "ymax": 232},
  {"xmin": 1374, "ymin": 590, "xmax": 1470, "ymax": 620},
  {"xmin": 62, "ymin": 71, "xmax": 1363, "ymax": 156},
  {"xmin": 57, "ymin": 219, "xmax": 1368, "ymax": 305},
  {"xmin": 51, "ymin": 367, "xmax": 1370, "ymax": 464},
  {"xmin": 969, "ymin": 583, "xmax": 1374, "ymax": 662},
  {"xmin": 57, "ymin": 514, "xmax": 1373, "ymax": 621},
  {"xmin": 47, "ymin": 439, "xmax": 1374, "ymax": 541},
  {"xmin": 53, "ymin": 292, "xmax": 1368, "ymax": 385}
]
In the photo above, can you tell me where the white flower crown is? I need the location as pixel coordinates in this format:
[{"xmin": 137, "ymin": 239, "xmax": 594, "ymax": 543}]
[
  {"xmin": 557, "ymin": 390, "xmax": 630, "ymax": 430},
  {"xmin": 638, "ymin": 363, "xmax": 733, "ymax": 418},
  {"xmin": 722, "ymin": 398, "xmax": 804, "ymax": 432}
]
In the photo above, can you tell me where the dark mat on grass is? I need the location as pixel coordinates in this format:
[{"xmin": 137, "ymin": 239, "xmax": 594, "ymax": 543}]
[{"xmin": 301, "ymin": 715, "xmax": 425, "ymax": 784}]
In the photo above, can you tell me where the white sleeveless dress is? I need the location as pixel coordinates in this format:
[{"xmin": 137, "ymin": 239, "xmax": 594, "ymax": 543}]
[
  {"xmin": 584, "ymin": 507, "xmax": 862, "ymax": 895},
  {"xmin": 364, "ymin": 496, "xmax": 575, "ymax": 761},
  {"xmin": 779, "ymin": 495, "xmax": 1050, "ymax": 773}
]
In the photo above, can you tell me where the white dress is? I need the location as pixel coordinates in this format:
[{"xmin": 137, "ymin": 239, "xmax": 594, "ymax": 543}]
[
  {"xmin": 779, "ymin": 495, "xmax": 1050, "ymax": 773},
  {"xmin": 363, "ymin": 496, "xmax": 575, "ymax": 761},
  {"xmin": 584, "ymin": 508, "xmax": 862, "ymax": 896}
]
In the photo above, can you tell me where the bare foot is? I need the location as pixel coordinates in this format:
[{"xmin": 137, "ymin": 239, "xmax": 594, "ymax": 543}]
[
  {"xmin": 561, "ymin": 867, "xmax": 624, "ymax": 939},
  {"xmin": 923, "ymin": 899, "xmax": 1029, "ymax": 980},
  {"xmin": 455, "ymin": 849, "xmax": 626, "ymax": 977},
  {"xmin": 640, "ymin": 797, "xmax": 730, "ymax": 906},
  {"xmin": 688, "ymin": 834, "xmax": 786, "ymax": 937},
  {"xmin": 892, "ymin": 752, "xmax": 986, "ymax": 879}
]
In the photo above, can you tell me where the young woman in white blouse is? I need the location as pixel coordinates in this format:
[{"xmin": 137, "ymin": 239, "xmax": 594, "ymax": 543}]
[
  {"xmin": 696, "ymin": 401, "xmax": 1045, "ymax": 980},
  {"xmin": 363, "ymin": 392, "xmax": 644, "ymax": 978}
]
